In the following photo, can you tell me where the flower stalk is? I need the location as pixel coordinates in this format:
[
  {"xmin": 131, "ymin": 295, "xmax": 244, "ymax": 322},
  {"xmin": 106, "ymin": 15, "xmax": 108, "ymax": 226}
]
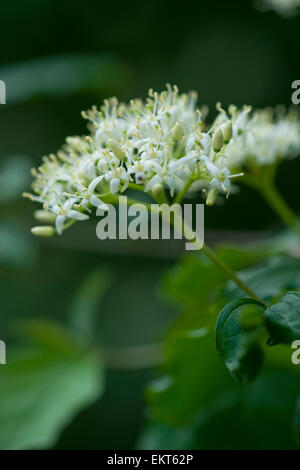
[
  {"xmin": 259, "ymin": 182, "xmax": 300, "ymax": 236},
  {"xmin": 168, "ymin": 205, "xmax": 266, "ymax": 305}
]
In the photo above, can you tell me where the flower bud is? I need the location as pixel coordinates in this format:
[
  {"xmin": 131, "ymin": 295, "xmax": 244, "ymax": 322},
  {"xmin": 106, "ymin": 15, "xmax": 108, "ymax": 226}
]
[
  {"xmin": 33, "ymin": 210, "xmax": 56, "ymax": 224},
  {"xmin": 171, "ymin": 122, "xmax": 182, "ymax": 141},
  {"xmin": 31, "ymin": 226, "xmax": 55, "ymax": 237},
  {"xmin": 108, "ymin": 138, "xmax": 125, "ymax": 160},
  {"xmin": 206, "ymin": 188, "xmax": 217, "ymax": 206},
  {"xmin": 152, "ymin": 183, "xmax": 164, "ymax": 199},
  {"xmin": 222, "ymin": 120, "xmax": 232, "ymax": 144},
  {"xmin": 212, "ymin": 128, "xmax": 223, "ymax": 152}
]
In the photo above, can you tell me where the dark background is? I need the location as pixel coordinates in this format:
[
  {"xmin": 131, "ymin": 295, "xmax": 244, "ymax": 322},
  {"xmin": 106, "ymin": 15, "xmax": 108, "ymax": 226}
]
[{"xmin": 0, "ymin": 0, "xmax": 300, "ymax": 449}]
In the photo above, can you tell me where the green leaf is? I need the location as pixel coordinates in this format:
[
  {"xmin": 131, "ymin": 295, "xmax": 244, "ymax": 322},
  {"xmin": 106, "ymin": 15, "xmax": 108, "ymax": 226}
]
[
  {"xmin": 146, "ymin": 329, "xmax": 234, "ymax": 425},
  {"xmin": 0, "ymin": 54, "xmax": 132, "ymax": 104},
  {"xmin": 0, "ymin": 322, "xmax": 103, "ymax": 449},
  {"xmin": 137, "ymin": 421, "xmax": 195, "ymax": 450},
  {"xmin": 215, "ymin": 244, "xmax": 268, "ymax": 270},
  {"xmin": 216, "ymin": 298, "xmax": 266, "ymax": 383},
  {"xmin": 141, "ymin": 363, "xmax": 300, "ymax": 449},
  {"xmin": 69, "ymin": 268, "xmax": 111, "ymax": 341},
  {"xmin": 226, "ymin": 256, "xmax": 300, "ymax": 302},
  {"xmin": 162, "ymin": 255, "xmax": 225, "ymax": 329},
  {"xmin": 264, "ymin": 291, "xmax": 300, "ymax": 344}
]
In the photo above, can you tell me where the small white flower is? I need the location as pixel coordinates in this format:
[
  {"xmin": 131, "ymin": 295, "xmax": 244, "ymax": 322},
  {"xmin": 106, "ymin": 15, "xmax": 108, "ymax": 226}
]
[
  {"xmin": 52, "ymin": 198, "xmax": 89, "ymax": 235},
  {"xmin": 104, "ymin": 167, "xmax": 130, "ymax": 194},
  {"xmin": 76, "ymin": 175, "xmax": 109, "ymax": 209}
]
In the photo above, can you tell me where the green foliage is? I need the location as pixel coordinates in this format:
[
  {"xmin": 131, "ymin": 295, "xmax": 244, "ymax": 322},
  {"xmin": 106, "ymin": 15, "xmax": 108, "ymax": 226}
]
[
  {"xmin": 162, "ymin": 255, "xmax": 225, "ymax": 329},
  {"xmin": 216, "ymin": 298, "xmax": 266, "ymax": 383},
  {"xmin": 142, "ymin": 248, "xmax": 300, "ymax": 449},
  {"xmin": 140, "ymin": 363, "xmax": 300, "ymax": 450},
  {"xmin": 146, "ymin": 329, "xmax": 234, "ymax": 425},
  {"xmin": 264, "ymin": 291, "xmax": 300, "ymax": 344},
  {"xmin": 0, "ymin": 321, "xmax": 103, "ymax": 450},
  {"xmin": 226, "ymin": 255, "xmax": 300, "ymax": 301},
  {"xmin": 142, "ymin": 309, "xmax": 300, "ymax": 449},
  {"xmin": 0, "ymin": 266, "xmax": 112, "ymax": 449}
]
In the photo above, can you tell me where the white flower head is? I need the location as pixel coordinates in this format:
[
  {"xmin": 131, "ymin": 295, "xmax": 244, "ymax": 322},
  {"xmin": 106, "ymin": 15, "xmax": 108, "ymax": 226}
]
[
  {"xmin": 225, "ymin": 107, "xmax": 300, "ymax": 170},
  {"xmin": 24, "ymin": 85, "xmax": 249, "ymax": 234}
]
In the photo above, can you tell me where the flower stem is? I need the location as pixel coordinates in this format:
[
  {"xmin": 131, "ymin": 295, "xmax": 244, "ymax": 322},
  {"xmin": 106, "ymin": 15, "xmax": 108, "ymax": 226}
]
[
  {"xmin": 128, "ymin": 182, "xmax": 146, "ymax": 192},
  {"xmin": 243, "ymin": 168, "xmax": 300, "ymax": 236},
  {"xmin": 201, "ymin": 243, "xmax": 265, "ymax": 303},
  {"xmin": 101, "ymin": 193, "xmax": 265, "ymax": 304},
  {"xmin": 174, "ymin": 176, "xmax": 194, "ymax": 204},
  {"xmin": 170, "ymin": 208, "xmax": 266, "ymax": 305},
  {"xmin": 259, "ymin": 183, "xmax": 300, "ymax": 236}
]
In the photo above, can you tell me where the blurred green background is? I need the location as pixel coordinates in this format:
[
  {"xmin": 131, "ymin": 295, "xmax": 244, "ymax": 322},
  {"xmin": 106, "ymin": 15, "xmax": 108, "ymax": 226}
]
[{"xmin": 1, "ymin": 0, "xmax": 300, "ymax": 450}]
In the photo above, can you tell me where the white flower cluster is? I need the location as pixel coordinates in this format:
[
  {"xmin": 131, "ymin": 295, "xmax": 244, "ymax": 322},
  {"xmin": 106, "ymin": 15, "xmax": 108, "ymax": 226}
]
[
  {"xmin": 225, "ymin": 107, "xmax": 300, "ymax": 170},
  {"xmin": 24, "ymin": 85, "xmax": 247, "ymax": 235}
]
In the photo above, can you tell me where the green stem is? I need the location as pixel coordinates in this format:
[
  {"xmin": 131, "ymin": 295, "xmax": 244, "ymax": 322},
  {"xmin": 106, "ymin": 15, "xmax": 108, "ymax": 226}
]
[
  {"xmin": 173, "ymin": 176, "xmax": 194, "ymax": 204},
  {"xmin": 170, "ymin": 208, "xmax": 267, "ymax": 305},
  {"xmin": 128, "ymin": 182, "xmax": 146, "ymax": 192},
  {"xmin": 122, "ymin": 194, "xmax": 265, "ymax": 304},
  {"xmin": 202, "ymin": 244, "xmax": 265, "ymax": 303},
  {"xmin": 161, "ymin": 179, "xmax": 265, "ymax": 303},
  {"xmin": 259, "ymin": 183, "xmax": 300, "ymax": 236},
  {"xmin": 243, "ymin": 167, "xmax": 300, "ymax": 237}
]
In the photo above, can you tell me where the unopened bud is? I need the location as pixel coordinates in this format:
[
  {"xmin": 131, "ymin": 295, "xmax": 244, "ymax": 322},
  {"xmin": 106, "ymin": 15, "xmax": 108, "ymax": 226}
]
[
  {"xmin": 222, "ymin": 121, "xmax": 232, "ymax": 144},
  {"xmin": 108, "ymin": 138, "xmax": 125, "ymax": 160},
  {"xmin": 206, "ymin": 188, "xmax": 217, "ymax": 206},
  {"xmin": 212, "ymin": 128, "xmax": 223, "ymax": 152},
  {"xmin": 171, "ymin": 122, "xmax": 182, "ymax": 141},
  {"xmin": 31, "ymin": 226, "xmax": 55, "ymax": 237},
  {"xmin": 33, "ymin": 210, "xmax": 56, "ymax": 224},
  {"xmin": 152, "ymin": 184, "xmax": 164, "ymax": 199}
]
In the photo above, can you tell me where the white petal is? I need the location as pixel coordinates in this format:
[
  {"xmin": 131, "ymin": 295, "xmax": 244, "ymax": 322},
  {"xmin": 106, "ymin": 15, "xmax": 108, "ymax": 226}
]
[
  {"xmin": 63, "ymin": 198, "xmax": 76, "ymax": 211},
  {"xmin": 88, "ymin": 175, "xmax": 105, "ymax": 194},
  {"xmin": 120, "ymin": 179, "xmax": 129, "ymax": 193},
  {"xmin": 202, "ymin": 158, "xmax": 219, "ymax": 176},
  {"xmin": 90, "ymin": 194, "xmax": 109, "ymax": 210},
  {"xmin": 110, "ymin": 178, "xmax": 120, "ymax": 194},
  {"xmin": 145, "ymin": 174, "xmax": 162, "ymax": 192},
  {"xmin": 223, "ymin": 179, "xmax": 231, "ymax": 193},
  {"xmin": 68, "ymin": 210, "xmax": 90, "ymax": 221},
  {"xmin": 55, "ymin": 215, "xmax": 65, "ymax": 235},
  {"xmin": 86, "ymin": 162, "xmax": 97, "ymax": 180},
  {"xmin": 167, "ymin": 176, "xmax": 175, "ymax": 197}
]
